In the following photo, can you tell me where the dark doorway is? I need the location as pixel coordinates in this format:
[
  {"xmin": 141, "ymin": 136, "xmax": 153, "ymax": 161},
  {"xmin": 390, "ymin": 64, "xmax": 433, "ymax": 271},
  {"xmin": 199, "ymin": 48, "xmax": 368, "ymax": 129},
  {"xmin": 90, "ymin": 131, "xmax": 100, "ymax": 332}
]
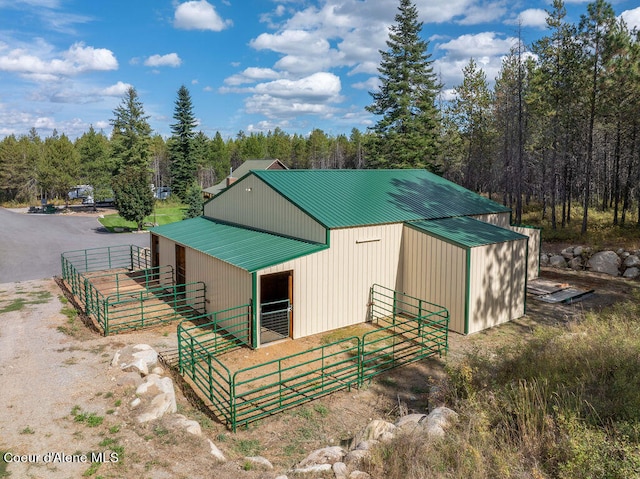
[
  {"xmin": 151, "ymin": 234, "xmax": 160, "ymax": 268},
  {"xmin": 259, "ymin": 271, "xmax": 293, "ymax": 344},
  {"xmin": 175, "ymin": 244, "xmax": 186, "ymax": 298}
]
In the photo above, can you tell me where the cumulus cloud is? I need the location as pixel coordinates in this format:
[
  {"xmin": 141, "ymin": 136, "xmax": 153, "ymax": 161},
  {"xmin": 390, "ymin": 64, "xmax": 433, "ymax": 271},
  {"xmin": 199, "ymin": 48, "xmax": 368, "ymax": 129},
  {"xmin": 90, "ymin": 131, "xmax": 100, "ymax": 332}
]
[
  {"xmin": 620, "ymin": 7, "xmax": 640, "ymax": 30},
  {"xmin": 224, "ymin": 67, "xmax": 281, "ymax": 86},
  {"xmin": 507, "ymin": 8, "xmax": 548, "ymax": 29},
  {"xmin": 241, "ymin": 72, "xmax": 343, "ymax": 119},
  {"xmin": 174, "ymin": 0, "xmax": 231, "ymax": 31},
  {"xmin": 437, "ymin": 32, "xmax": 517, "ymax": 59},
  {"xmin": 100, "ymin": 81, "xmax": 132, "ymax": 96},
  {"xmin": 144, "ymin": 53, "xmax": 182, "ymax": 68},
  {"xmin": 0, "ymin": 41, "xmax": 117, "ymax": 79}
]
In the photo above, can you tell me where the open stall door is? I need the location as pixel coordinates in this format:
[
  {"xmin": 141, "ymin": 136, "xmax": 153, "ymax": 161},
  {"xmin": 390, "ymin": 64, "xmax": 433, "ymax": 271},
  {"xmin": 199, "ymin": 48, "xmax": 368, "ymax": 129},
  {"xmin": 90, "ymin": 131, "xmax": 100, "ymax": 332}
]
[
  {"xmin": 175, "ymin": 244, "xmax": 186, "ymax": 299},
  {"xmin": 260, "ymin": 271, "xmax": 293, "ymax": 344}
]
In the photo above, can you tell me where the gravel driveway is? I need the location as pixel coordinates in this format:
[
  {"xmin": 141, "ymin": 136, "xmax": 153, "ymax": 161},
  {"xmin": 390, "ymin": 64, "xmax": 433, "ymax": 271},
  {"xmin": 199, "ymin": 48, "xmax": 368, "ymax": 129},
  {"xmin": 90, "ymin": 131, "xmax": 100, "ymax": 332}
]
[{"xmin": 0, "ymin": 207, "xmax": 149, "ymax": 283}]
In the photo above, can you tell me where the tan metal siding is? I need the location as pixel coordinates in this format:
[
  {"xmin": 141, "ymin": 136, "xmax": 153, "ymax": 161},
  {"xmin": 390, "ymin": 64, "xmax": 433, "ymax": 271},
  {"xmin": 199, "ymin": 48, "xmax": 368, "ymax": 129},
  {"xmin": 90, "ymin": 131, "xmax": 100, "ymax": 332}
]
[
  {"xmin": 467, "ymin": 240, "xmax": 526, "ymax": 334},
  {"xmin": 509, "ymin": 225, "xmax": 540, "ymax": 280},
  {"xmin": 155, "ymin": 234, "xmax": 251, "ymax": 315},
  {"xmin": 472, "ymin": 212, "xmax": 511, "ymax": 227},
  {"xmin": 257, "ymin": 224, "xmax": 403, "ymax": 339},
  {"xmin": 399, "ymin": 225, "xmax": 467, "ymax": 334},
  {"xmin": 203, "ymin": 175, "xmax": 326, "ymax": 244}
]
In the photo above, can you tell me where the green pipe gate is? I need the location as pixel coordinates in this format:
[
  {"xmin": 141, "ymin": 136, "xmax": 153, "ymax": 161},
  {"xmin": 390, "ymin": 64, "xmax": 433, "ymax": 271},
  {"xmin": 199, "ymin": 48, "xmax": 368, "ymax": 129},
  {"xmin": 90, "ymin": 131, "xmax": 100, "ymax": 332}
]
[
  {"xmin": 178, "ymin": 284, "xmax": 449, "ymax": 431},
  {"xmin": 61, "ymin": 245, "xmax": 206, "ymax": 335}
]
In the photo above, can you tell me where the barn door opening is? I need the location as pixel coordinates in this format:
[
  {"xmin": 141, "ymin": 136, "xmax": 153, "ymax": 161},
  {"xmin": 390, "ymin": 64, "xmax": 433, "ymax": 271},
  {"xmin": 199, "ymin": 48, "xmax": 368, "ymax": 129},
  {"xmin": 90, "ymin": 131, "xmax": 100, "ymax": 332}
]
[
  {"xmin": 260, "ymin": 271, "xmax": 293, "ymax": 345},
  {"xmin": 175, "ymin": 244, "xmax": 186, "ymax": 298}
]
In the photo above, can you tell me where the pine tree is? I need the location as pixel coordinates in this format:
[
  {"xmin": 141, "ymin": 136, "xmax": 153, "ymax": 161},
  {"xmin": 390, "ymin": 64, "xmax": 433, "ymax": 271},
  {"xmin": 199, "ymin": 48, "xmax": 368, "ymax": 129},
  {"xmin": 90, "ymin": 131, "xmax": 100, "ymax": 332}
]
[
  {"xmin": 169, "ymin": 85, "xmax": 198, "ymax": 200},
  {"xmin": 109, "ymin": 87, "xmax": 154, "ymax": 230},
  {"xmin": 110, "ymin": 87, "xmax": 152, "ymax": 172},
  {"xmin": 366, "ymin": 0, "xmax": 441, "ymax": 169},
  {"xmin": 183, "ymin": 181, "xmax": 203, "ymax": 219}
]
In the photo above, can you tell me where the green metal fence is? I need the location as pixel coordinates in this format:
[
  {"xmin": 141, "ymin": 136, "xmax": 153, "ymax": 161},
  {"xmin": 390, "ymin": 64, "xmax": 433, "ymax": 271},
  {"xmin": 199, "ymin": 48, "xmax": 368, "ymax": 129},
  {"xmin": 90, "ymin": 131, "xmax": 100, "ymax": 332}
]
[
  {"xmin": 177, "ymin": 284, "xmax": 449, "ymax": 431},
  {"xmin": 61, "ymin": 244, "xmax": 150, "ymax": 298},
  {"xmin": 61, "ymin": 245, "xmax": 205, "ymax": 335},
  {"xmin": 97, "ymin": 281, "xmax": 206, "ymax": 335}
]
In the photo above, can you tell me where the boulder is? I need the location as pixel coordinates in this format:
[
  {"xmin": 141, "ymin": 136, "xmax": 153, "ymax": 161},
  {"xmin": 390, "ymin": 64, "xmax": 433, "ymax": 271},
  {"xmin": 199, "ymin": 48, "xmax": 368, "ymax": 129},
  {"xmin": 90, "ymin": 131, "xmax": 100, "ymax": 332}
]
[
  {"xmin": 587, "ymin": 251, "xmax": 621, "ymax": 276},
  {"xmin": 243, "ymin": 456, "xmax": 273, "ymax": 470},
  {"xmin": 111, "ymin": 344, "xmax": 158, "ymax": 376},
  {"xmin": 573, "ymin": 245, "xmax": 585, "ymax": 256},
  {"xmin": 297, "ymin": 446, "xmax": 345, "ymax": 468},
  {"xmin": 549, "ymin": 255, "xmax": 567, "ymax": 268},
  {"xmin": 292, "ymin": 464, "xmax": 332, "ymax": 474},
  {"xmin": 624, "ymin": 255, "xmax": 640, "ymax": 268},
  {"xmin": 333, "ymin": 462, "xmax": 348, "ymax": 479},
  {"xmin": 172, "ymin": 414, "xmax": 202, "ymax": 436},
  {"xmin": 207, "ymin": 439, "xmax": 226, "ymax": 462},
  {"xmin": 394, "ymin": 413, "xmax": 427, "ymax": 429},
  {"xmin": 344, "ymin": 449, "xmax": 370, "ymax": 468},
  {"xmin": 568, "ymin": 257, "xmax": 583, "ymax": 271},
  {"xmin": 422, "ymin": 407, "xmax": 458, "ymax": 440},
  {"xmin": 135, "ymin": 374, "xmax": 177, "ymax": 423},
  {"xmin": 356, "ymin": 419, "xmax": 396, "ymax": 443},
  {"xmin": 540, "ymin": 253, "xmax": 550, "ymax": 265},
  {"xmin": 561, "ymin": 247, "xmax": 574, "ymax": 260},
  {"xmin": 623, "ymin": 267, "xmax": 640, "ymax": 279}
]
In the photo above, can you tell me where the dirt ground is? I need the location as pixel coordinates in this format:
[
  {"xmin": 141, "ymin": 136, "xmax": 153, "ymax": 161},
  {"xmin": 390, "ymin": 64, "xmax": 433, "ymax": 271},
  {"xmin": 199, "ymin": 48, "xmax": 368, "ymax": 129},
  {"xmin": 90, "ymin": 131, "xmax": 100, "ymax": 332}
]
[{"xmin": 0, "ymin": 267, "xmax": 636, "ymax": 479}]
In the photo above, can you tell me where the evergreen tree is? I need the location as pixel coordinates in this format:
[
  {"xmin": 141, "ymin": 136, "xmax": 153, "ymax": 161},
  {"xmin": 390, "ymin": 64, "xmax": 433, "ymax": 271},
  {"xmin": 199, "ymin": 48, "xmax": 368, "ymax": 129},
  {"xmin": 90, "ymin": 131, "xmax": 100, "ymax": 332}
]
[
  {"xmin": 366, "ymin": 0, "xmax": 441, "ymax": 169},
  {"xmin": 75, "ymin": 126, "xmax": 112, "ymax": 200},
  {"xmin": 112, "ymin": 166, "xmax": 154, "ymax": 231},
  {"xmin": 37, "ymin": 133, "xmax": 80, "ymax": 203},
  {"xmin": 169, "ymin": 85, "xmax": 198, "ymax": 200},
  {"xmin": 109, "ymin": 87, "xmax": 154, "ymax": 230},
  {"xmin": 110, "ymin": 87, "xmax": 152, "ymax": 172},
  {"xmin": 183, "ymin": 181, "xmax": 203, "ymax": 219},
  {"xmin": 450, "ymin": 58, "xmax": 495, "ymax": 195}
]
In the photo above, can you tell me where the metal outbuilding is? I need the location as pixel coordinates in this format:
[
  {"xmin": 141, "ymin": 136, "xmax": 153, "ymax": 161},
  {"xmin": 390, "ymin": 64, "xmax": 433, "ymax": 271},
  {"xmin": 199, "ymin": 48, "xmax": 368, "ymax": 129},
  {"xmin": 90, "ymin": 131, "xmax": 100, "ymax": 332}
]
[{"xmin": 151, "ymin": 169, "xmax": 539, "ymax": 345}]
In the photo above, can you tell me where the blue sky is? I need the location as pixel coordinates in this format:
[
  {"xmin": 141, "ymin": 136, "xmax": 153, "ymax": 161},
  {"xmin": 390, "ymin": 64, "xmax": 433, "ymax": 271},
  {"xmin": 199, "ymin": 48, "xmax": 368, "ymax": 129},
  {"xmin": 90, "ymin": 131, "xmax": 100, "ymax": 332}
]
[{"xmin": 0, "ymin": 0, "xmax": 639, "ymax": 141}]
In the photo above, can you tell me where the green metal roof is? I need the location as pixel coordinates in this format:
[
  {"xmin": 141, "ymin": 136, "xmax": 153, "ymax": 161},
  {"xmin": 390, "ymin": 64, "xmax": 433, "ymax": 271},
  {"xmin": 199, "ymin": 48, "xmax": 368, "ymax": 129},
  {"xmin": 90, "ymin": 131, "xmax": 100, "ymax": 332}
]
[
  {"xmin": 151, "ymin": 217, "xmax": 327, "ymax": 272},
  {"xmin": 407, "ymin": 217, "xmax": 527, "ymax": 248},
  {"xmin": 203, "ymin": 159, "xmax": 286, "ymax": 196},
  {"xmin": 252, "ymin": 169, "xmax": 511, "ymax": 228}
]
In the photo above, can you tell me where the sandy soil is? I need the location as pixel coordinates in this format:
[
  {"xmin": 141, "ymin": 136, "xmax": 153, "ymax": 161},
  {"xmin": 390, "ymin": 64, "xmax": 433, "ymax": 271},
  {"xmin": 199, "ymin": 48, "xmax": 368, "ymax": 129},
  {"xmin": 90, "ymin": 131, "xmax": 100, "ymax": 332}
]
[{"xmin": 0, "ymin": 268, "xmax": 636, "ymax": 479}]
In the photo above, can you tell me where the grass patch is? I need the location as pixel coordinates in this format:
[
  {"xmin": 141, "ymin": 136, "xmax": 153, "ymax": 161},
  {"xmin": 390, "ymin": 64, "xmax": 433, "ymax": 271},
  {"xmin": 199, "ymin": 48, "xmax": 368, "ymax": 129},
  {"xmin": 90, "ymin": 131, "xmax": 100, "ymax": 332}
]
[
  {"xmin": 82, "ymin": 462, "xmax": 101, "ymax": 477},
  {"xmin": 521, "ymin": 203, "xmax": 640, "ymax": 249},
  {"xmin": 19, "ymin": 426, "xmax": 35, "ymax": 435},
  {"xmin": 366, "ymin": 294, "xmax": 640, "ymax": 479},
  {"xmin": 234, "ymin": 439, "xmax": 262, "ymax": 456},
  {"xmin": 71, "ymin": 406, "xmax": 104, "ymax": 427},
  {"xmin": 0, "ymin": 291, "xmax": 52, "ymax": 314},
  {"xmin": 0, "ymin": 451, "xmax": 10, "ymax": 478},
  {"xmin": 98, "ymin": 202, "xmax": 186, "ymax": 232},
  {"xmin": 57, "ymin": 304, "xmax": 82, "ymax": 337}
]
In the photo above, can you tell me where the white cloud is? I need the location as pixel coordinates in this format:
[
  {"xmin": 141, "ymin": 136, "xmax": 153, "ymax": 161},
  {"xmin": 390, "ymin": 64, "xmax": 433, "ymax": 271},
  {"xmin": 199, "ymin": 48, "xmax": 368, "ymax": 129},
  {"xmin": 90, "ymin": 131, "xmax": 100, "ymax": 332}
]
[
  {"xmin": 224, "ymin": 67, "xmax": 281, "ymax": 86},
  {"xmin": 456, "ymin": 1, "xmax": 507, "ymax": 25},
  {"xmin": 437, "ymin": 32, "xmax": 517, "ymax": 59},
  {"xmin": 620, "ymin": 7, "xmax": 640, "ymax": 30},
  {"xmin": 0, "ymin": 41, "xmax": 117, "ymax": 79},
  {"xmin": 507, "ymin": 8, "xmax": 548, "ymax": 29},
  {"xmin": 100, "ymin": 81, "xmax": 132, "ymax": 96},
  {"xmin": 242, "ymin": 72, "xmax": 343, "ymax": 119},
  {"xmin": 174, "ymin": 0, "xmax": 231, "ymax": 31},
  {"xmin": 144, "ymin": 53, "xmax": 182, "ymax": 68}
]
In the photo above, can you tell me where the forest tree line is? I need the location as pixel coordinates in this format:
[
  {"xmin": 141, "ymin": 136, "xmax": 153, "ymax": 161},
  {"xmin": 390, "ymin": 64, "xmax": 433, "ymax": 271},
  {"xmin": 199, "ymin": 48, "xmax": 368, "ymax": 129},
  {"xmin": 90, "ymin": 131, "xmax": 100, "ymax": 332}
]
[{"xmin": 0, "ymin": 0, "xmax": 638, "ymax": 233}]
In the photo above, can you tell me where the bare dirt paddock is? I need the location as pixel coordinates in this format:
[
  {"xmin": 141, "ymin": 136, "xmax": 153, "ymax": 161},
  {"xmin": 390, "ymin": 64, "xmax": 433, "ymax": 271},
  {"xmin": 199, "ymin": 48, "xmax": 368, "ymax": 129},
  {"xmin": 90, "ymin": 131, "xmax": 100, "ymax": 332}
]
[{"xmin": 0, "ymin": 268, "xmax": 636, "ymax": 478}]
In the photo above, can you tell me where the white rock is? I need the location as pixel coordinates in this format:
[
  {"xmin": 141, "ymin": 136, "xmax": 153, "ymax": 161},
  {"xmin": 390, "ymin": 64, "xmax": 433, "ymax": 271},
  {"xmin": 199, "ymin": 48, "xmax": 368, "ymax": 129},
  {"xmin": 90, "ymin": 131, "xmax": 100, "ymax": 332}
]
[
  {"xmin": 112, "ymin": 344, "xmax": 158, "ymax": 376},
  {"xmin": 135, "ymin": 375, "xmax": 177, "ymax": 423},
  {"xmin": 394, "ymin": 413, "xmax": 427, "ymax": 429},
  {"xmin": 292, "ymin": 464, "xmax": 332, "ymax": 474},
  {"xmin": 297, "ymin": 446, "xmax": 345, "ymax": 468},
  {"xmin": 624, "ymin": 255, "xmax": 640, "ymax": 268},
  {"xmin": 151, "ymin": 366, "xmax": 165, "ymax": 375},
  {"xmin": 573, "ymin": 246, "xmax": 584, "ymax": 256},
  {"xmin": 130, "ymin": 397, "xmax": 141, "ymax": 408},
  {"xmin": 568, "ymin": 257, "xmax": 583, "ymax": 270},
  {"xmin": 173, "ymin": 414, "xmax": 202, "ymax": 436},
  {"xmin": 357, "ymin": 419, "xmax": 396, "ymax": 442},
  {"xmin": 540, "ymin": 253, "xmax": 549, "ymax": 265},
  {"xmin": 207, "ymin": 439, "xmax": 226, "ymax": 462},
  {"xmin": 344, "ymin": 449, "xmax": 370, "ymax": 468},
  {"xmin": 244, "ymin": 456, "xmax": 273, "ymax": 469},
  {"xmin": 623, "ymin": 267, "xmax": 640, "ymax": 279},
  {"xmin": 560, "ymin": 247, "xmax": 574, "ymax": 259},
  {"xmin": 333, "ymin": 461, "xmax": 348, "ymax": 478}
]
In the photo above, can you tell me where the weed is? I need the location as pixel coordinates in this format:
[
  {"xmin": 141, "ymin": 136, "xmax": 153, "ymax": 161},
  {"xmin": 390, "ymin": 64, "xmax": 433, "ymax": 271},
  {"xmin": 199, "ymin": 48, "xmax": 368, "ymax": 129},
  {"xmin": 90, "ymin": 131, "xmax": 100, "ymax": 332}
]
[
  {"xmin": 108, "ymin": 425, "xmax": 120, "ymax": 434},
  {"xmin": 71, "ymin": 407, "xmax": 104, "ymax": 427},
  {"xmin": 314, "ymin": 404, "xmax": 330, "ymax": 417},
  {"xmin": 114, "ymin": 400, "xmax": 122, "ymax": 407},
  {"xmin": 234, "ymin": 439, "xmax": 262, "ymax": 456},
  {"xmin": 242, "ymin": 461, "xmax": 253, "ymax": 471},
  {"xmin": 82, "ymin": 462, "xmax": 101, "ymax": 477},
  {"xmin": 19, "ymin": 426, "xmax": 34, "ymax": 435},
  {"xmin": 0, "ymin": 451, "xmax": 10, "ymax": 478},
  {"xmin": 98, "ymin": 438, "xmax": 117, "ymax": 448}
]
